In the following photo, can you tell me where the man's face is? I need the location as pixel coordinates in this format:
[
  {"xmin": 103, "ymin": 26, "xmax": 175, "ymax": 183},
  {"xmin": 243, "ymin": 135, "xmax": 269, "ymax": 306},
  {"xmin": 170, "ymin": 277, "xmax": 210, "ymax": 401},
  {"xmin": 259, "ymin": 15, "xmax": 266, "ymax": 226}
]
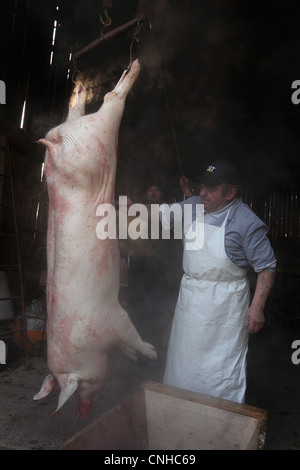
[
  {"xmin": 145, "ymin": 186, "xmax": 163, "ymax": 204},
  {"xmin": 200, "ymin": 183, "xmax": 236, "ymax": 213}
]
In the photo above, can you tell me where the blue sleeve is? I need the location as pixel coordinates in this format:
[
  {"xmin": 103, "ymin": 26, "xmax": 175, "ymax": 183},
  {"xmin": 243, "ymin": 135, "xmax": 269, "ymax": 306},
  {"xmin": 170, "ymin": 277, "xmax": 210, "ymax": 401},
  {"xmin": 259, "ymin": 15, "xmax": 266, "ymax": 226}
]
[{"xmin": 242, "ymin": 222, "xmax": 277, "ymax": 273}]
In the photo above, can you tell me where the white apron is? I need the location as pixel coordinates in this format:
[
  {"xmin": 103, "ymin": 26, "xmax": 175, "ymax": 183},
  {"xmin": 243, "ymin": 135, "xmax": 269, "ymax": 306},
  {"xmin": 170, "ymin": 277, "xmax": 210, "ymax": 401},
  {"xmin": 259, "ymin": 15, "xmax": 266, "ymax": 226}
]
[{"xmin": 163, "ymin": 210, "xmax": 250, "ymax": 403}]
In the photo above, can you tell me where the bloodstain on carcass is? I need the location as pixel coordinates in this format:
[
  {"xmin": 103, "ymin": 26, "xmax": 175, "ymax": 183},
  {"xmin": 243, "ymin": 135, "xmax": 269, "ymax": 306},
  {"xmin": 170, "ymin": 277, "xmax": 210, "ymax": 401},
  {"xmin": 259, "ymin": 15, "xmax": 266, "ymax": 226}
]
[{"xmin": 33, "ymin": 60, "xmax": 156, "ymax": 418}]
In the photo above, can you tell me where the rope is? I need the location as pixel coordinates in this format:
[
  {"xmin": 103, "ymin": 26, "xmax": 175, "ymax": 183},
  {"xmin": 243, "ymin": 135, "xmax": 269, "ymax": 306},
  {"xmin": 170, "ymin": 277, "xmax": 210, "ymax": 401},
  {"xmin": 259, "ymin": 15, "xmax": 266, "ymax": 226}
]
[{"xmin": 149, "ymin": 20, "xmax": 184, "ymax": 176}]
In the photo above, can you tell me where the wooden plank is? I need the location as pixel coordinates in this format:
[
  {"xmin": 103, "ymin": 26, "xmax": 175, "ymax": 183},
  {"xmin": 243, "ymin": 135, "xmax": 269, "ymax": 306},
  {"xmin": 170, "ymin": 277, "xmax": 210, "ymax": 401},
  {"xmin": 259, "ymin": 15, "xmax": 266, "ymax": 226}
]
[
  {"xmin": 141, "ymin": 382, "xmax": 267, "ymax": 450},
  {"xmin": 61, "ymin": 382, "xmax": 267, "ymax": 450},
  {"xmin": 73, "ymin": 18, "xmax": 140, "ymax": 59},
  {"xmin": 145, "ymin": 390, "xmax": 258, "ymax": 450},
  {"xmin": 141, "ymin": 381, "xmax": 267, "ymax": 420},
  {"xmin": 61, "ymin": 391, "xmax": 147, "ymax": 450}
]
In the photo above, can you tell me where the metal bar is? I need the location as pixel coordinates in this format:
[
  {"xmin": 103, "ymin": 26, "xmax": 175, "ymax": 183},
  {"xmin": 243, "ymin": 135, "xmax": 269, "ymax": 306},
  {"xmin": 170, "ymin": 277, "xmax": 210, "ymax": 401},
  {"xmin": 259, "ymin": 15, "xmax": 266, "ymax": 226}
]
[
  {"xmin": 0, "ymin": 265, "xmax": 19, "ymax": 268},
  {"xmin": 0, "ymin": 264, "xmax": 19, "ymax": 268},
  {"xmin": 0, "ymin": 296, "xmax": 20, "ymax": 301},
  {"xmin": 0, "ymin": 329, "xmax": 15, "ymax": 337},
  {"xmin": 74, "ymin": 17, "xmax": 139, "ymax": 60}
]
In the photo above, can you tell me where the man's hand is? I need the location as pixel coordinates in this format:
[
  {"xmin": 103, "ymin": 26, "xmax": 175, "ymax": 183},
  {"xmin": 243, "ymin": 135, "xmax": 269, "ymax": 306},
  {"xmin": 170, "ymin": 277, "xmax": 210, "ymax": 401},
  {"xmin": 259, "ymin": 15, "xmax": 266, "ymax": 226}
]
[
  {"xmin": 245, "ymin": 305, "xmax": 265, "ymax": 333},
  {"xmin": 245, "ymin": 270, "xmax": 275, "ymax": 333},
  {"xmin": 180, "ymin": 175, "xmax": 193, "ymax": 197}
]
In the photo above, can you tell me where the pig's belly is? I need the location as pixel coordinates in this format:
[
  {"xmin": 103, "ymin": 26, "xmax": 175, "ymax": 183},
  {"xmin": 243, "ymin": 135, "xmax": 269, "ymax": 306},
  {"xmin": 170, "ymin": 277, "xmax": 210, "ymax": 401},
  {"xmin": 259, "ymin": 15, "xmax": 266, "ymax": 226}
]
[{"xmin": 47, "ymin": 209, "xmax": 120, "ymax": 373}]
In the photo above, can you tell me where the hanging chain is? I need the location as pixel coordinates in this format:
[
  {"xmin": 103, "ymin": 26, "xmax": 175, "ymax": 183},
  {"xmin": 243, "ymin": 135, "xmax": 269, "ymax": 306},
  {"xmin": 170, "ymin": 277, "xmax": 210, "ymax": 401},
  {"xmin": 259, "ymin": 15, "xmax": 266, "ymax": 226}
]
[
  {"xmin": 72, "ymin": 54, "xmax": 80, "ymax": 84},
  {"xmin": 126, "ymin": 14, "xmax": 145, "ymax": 72},
  {"xmin": 148, "ymin": 22, "xmax": 184, "ymax": 176}
]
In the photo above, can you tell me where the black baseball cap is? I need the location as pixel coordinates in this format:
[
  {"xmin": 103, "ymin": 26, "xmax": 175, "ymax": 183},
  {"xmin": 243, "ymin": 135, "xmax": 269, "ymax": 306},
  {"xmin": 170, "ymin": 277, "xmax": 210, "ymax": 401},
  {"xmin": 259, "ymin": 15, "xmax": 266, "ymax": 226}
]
[{"xmin": 195, "ymin": 160, "xmax": 240, "ymax": 187}]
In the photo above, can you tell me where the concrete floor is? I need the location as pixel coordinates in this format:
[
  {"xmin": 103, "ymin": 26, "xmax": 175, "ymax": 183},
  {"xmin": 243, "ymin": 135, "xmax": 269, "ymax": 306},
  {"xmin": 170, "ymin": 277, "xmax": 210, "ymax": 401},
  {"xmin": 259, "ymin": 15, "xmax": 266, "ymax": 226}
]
[
  {"xmin": 0, "ymin": 321, "xmax": 300, "ymax": 450},
  {"xmin": 246, "ymin": 322, "xmax": 300, "ymax": 450},
  {"xmin": 0, "ymin": 341, "xmax": 163, "ymax": 450}
]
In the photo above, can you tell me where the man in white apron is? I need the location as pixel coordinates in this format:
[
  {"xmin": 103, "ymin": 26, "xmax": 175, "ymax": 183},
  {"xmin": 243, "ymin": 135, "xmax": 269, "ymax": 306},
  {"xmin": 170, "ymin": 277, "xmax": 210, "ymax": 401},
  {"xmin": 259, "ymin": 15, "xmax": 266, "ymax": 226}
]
[{"xmin": 162, "ymin": 161, "xmax": 276, "ymax": 403}]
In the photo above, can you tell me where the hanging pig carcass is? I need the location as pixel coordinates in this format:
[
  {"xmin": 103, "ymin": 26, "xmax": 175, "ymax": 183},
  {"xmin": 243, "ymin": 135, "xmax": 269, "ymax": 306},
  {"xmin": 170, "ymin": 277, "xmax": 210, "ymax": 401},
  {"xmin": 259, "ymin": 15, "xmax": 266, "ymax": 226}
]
[{"xmin": 34, "ymin": 60, "xmax": 156, "ymax": 418}]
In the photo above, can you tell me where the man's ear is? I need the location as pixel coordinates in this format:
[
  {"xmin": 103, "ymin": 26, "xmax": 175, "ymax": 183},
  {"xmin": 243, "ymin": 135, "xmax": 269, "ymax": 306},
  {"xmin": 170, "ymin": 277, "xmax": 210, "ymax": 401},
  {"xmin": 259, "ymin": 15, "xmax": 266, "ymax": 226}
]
[{"xmin": 225, "ymin": 186, "xmax": 237, "ymax": 202}]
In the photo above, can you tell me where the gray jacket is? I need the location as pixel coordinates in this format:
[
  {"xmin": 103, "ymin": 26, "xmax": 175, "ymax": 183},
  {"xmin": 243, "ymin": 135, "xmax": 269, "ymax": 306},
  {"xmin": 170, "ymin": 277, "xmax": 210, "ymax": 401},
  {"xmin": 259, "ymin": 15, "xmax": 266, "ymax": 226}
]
[{"xmin": 160, "ymin": 196, "xmax": 277, "ymax": 274}]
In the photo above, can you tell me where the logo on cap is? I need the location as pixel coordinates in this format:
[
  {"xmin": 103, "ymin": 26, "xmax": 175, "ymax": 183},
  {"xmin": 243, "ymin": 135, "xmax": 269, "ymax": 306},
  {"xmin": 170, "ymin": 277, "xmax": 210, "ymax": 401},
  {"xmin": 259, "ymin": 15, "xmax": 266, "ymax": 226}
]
[{"xmin": 207, "ymin": 165, "xmax": 216, "ymax": 173}]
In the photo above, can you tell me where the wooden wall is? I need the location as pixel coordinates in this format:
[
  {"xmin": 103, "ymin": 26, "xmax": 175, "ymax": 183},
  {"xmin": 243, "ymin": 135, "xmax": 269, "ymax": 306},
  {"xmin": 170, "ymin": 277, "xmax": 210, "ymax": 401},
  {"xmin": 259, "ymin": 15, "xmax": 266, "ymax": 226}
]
[{"xmin": 0, "ymin": 118, "xmax": 46, "ymax": 310}]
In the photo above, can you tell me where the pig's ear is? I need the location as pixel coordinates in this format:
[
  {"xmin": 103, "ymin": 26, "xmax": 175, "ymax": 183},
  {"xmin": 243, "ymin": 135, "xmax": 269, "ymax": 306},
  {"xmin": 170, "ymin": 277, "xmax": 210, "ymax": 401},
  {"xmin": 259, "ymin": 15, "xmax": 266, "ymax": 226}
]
[{"xmin": 38, "ymin": 138, "xmax": 56, "ymax": 153}]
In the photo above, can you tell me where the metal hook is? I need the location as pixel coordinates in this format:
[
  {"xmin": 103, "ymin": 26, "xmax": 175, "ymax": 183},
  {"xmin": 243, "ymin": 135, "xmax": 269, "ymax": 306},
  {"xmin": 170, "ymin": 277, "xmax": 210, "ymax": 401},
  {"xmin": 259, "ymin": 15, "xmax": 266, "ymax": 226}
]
[
  {"xmin": 100, "ymin": 8, "xmax": 112, "ymax": 27},
  {"xmin": 126, "ymin": 14, "xmax": 145, "ymax": 73}
]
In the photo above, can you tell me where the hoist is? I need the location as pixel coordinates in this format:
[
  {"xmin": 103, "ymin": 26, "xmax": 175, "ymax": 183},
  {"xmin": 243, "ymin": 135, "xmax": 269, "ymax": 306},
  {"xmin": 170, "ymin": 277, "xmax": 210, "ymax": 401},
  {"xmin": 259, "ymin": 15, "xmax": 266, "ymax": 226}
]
[
  {"xmin": 74, "ymin": 0, "xmax": 145, "ymax": 73},
  {"xmin": 72, "ymin": 1, "xmax": 184, "ymax": 180}
]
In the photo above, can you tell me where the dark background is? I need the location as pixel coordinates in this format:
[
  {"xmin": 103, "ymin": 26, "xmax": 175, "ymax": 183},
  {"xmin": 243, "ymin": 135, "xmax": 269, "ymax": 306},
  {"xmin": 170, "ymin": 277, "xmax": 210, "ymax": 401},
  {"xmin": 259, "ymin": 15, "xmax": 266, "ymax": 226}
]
[{"xmin": 1, "ymin": 0, "xmax": 300, "ymax": 199}]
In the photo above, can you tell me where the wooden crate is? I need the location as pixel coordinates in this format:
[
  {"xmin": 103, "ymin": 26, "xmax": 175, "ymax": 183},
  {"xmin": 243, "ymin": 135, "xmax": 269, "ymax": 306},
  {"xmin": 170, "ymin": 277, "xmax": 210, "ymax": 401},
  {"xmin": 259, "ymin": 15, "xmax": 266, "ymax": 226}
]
[{"xmin": 61, "ymin": 381, "xmax": 267, "ymax": 450}]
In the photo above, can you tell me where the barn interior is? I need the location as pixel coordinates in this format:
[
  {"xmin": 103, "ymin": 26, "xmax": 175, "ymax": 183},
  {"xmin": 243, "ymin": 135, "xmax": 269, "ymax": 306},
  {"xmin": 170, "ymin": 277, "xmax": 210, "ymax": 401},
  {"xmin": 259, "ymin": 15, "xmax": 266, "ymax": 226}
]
[{"xmin": 1, "ymin": 0, "xmax": 300, "ymax": 450}]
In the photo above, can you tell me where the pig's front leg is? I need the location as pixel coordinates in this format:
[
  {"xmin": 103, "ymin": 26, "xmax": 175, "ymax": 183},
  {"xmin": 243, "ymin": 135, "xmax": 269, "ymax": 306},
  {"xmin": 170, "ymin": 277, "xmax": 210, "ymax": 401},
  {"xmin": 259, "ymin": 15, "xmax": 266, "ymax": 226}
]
[{"xmin": 115, "ymin": 306, "xmax": 157, "ymax": 361}]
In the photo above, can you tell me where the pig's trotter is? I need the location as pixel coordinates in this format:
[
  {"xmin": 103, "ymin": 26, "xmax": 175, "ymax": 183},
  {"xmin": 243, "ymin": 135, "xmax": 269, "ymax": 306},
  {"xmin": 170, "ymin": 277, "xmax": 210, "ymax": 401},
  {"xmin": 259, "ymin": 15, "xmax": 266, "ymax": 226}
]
[
  {"xmin": 114, "ymin": 59, "xmax": 140, "ymax": 98},
  {"xmin": 116, "ymin": 308, "xmax": 157, "ymax": 361},
  {"xmin": 33, "ymin": 373, "xmax": 56, "ymax": 400},
  {"xmin": 51, "ymin": 373, "xmax": 80, "ymax": 416},
  {"xmin": 117, "ymin": 339, "xmax": 157, "ymax": 362},
  {"xmin": 140, "ymin": 342, "xmax": 157, "ymax": 360},
  {"xmin": 34, "ymin": 372, "xmax": 80, "ymax": 417}
]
